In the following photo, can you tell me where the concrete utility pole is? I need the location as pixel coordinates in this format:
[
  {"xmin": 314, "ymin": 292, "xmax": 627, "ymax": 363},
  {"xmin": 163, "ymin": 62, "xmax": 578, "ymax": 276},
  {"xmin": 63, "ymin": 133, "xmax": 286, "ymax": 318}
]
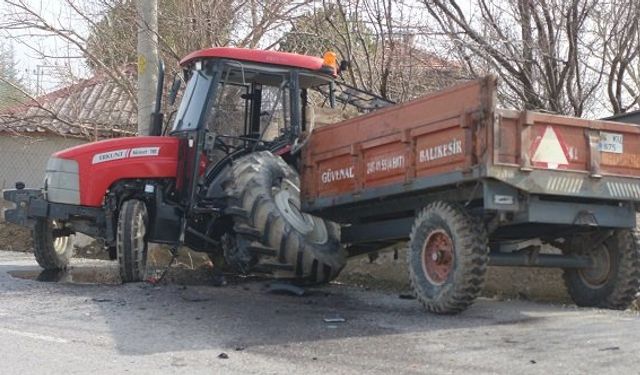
[{"xmin": 136, "ymin": 0, "xmax": 159, "ymax": 136}]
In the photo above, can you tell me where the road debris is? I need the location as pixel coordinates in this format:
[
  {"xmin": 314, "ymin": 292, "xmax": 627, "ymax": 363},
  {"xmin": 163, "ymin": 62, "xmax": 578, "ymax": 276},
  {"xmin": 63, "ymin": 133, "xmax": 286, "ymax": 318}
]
[
  {"xmin": 91, "ymin": 297, "xmax": 113, "ymax": 303},
  {"xmin": 599, "ymin": 346, "xmax": 620, "ymax": 351},
  {"xmin": 180, "ymin": 289, "xmax": 212, "ymax": 302},
  {"xmin": 218, "ymin": 353, "xmax": 229, "ymax": 359},
  {"xmin": 211, "ymin": 272, "xmax": 227, "ymax": 287},
  {"xmin": 268, "ymin": 282, "xmax": 305, "ymax": 296},
  {"xmin": 398, "ymin": 292, "xmax": 416, "ymax": 300},
  {"xmin": 323, "ymin": 315, "xmax": 346, "ymax": 323}
]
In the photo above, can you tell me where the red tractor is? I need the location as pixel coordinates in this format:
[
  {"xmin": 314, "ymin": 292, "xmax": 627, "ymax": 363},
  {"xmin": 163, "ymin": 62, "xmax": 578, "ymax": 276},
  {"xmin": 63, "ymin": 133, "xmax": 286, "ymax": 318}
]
[{"xmin": 3, "ymin": 47, "xmax": 356, "ymax": 284}]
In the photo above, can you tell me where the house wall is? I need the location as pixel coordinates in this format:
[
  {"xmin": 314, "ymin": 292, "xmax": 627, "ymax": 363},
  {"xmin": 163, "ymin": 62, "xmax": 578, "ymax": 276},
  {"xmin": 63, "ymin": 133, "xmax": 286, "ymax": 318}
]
[
  {"xmin": 0, "ymin": 135, "xmax": 85, "ymax": 221},
  {"xmin": 0, "ymin": 135, "xmax": 85, "ymax": 190}
]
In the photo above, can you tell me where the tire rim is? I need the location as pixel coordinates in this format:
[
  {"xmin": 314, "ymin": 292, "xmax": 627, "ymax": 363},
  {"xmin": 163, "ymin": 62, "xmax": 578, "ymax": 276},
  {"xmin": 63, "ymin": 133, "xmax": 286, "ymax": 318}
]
[
  {"xmin": 578, "ymin": 244, "xmax": 612, "ymax": 288},
  {"xmin": 133, "ymin": 208, "xmax": 146, "ymax": 252},
  {"xmin": 422, "ymin": 229, "xmax": 454, "ymax": 285},
  {"xmin": 274, "ymin": 178, "xmax": 328, "ymax": 244},
  {"xmin": 52, "ymin": 220, "xmax": 73, "ymax": 255},
  {"xmin": 132, "ymin": 206, "xmax": 148, "ymax": 278},
  {"xmin": 303, "ymin": 214, "xmax": 329, "ymax": 245}
]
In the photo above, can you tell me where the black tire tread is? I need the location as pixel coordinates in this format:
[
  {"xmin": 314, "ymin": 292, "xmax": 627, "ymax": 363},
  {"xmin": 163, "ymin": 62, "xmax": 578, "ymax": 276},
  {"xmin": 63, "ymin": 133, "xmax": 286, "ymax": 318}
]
[
  {"xmin": 32, "ymin": 218, "xmax": 73, "ymax": 270},
  {"xmin": 117, "ymin": 199, "xmax": 149, "ymax": 283},
  {"xmin": 224, "ymin": 151, "xmax": 346, "ymax": 284},
  {"xmin": 562, "ymin": 223, "xmax": 640, "ymax": 309},
  {"xmin": 408, "ymin": 201, "xmax": 488, "ymax": 314}
]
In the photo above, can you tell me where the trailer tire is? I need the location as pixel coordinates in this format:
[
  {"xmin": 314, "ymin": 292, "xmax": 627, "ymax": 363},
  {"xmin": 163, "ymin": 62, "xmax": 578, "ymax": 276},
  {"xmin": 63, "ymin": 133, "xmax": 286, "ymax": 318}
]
[
  {"xmin": 224, "ymin": 151, "xmax": 346, "ymax": 284},
  {"xmin": 33, "ymin": 219, "xmax": 74, "ymax": 270},
  {"xmin": 408, "ymin": 202, "xmax": 488, "ymax": 314},
  {"xmin": 562, "ymin": 229, "xmax": 640, "ymax": 309},
  {"xmin": 117, "ymin": 199, "xmax": 149, "ymax": 283}
]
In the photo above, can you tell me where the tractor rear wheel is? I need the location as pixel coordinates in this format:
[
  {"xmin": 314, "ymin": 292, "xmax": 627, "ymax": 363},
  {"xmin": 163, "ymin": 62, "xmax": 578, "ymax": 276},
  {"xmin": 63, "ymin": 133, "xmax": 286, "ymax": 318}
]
[
  {"xmin": 33, "ymin": 218, "xmax": 74, "ymax": 270},
  {"xmin": 117, "ymin": 199, "xmax": 149, "ymax": 282},
  {"xmin": 562, "ymin": 229, "xmax": 640, "ymax": 309},
  {"xmin": 224, "ymin": 151, "xmax": 346, "ymax": 284},
  {"xmin": 408, "ymin": 202, "xmax": 488, "ymax": 314}
]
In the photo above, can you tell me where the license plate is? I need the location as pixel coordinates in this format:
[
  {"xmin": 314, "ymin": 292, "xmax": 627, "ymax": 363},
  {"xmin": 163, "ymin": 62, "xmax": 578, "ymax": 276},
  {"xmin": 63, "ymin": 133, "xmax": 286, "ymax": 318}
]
[{"xmin": 599, "ymin": 132, "xmax": 623, "ymax": 154}]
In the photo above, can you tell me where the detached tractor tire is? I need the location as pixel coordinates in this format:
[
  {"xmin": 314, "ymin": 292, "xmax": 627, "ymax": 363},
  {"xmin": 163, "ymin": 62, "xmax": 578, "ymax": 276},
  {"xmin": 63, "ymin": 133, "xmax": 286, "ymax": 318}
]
[
  {"xmin": 408, "ymin": 202, "xmax": 489, "ymax": 314},
  {"xmin": 33, "ymin": 218, "xmax": 74, "ymax": 270},
  {"xmin": 117, "ymin": 199, "xmax": 149, "ymax": 283},
  {"xmin": 562, "ymin": 229, "xmax": 640, "ymax": 309},
  {"xmin": 224, "ymin": 151, "xmax": 346, "ymax": 284}
]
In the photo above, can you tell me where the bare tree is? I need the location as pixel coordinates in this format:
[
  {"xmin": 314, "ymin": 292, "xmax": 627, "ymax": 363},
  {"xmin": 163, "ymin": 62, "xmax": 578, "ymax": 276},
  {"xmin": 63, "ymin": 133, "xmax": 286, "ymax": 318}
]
[
  {"xmin": 6, "ymin": 0, "xmax": 636, "ymax": 121},
  {"xmin": 280, "ymin": 1, "xmax": 462, "ymax": 102},
  {"xmin": 1, "ymin": 0, "xmax": 138, "ymax": 104},
  {"xmin": 423, "ymin": 0, "xmax": 606, "ymax": 117},
  {"xmin": 0, "ymin": 41, "xmax": 27, "ymax": 110},
  {"xmin": 593, "ymin": 0, "xmax": 640, "ymax": 115}
]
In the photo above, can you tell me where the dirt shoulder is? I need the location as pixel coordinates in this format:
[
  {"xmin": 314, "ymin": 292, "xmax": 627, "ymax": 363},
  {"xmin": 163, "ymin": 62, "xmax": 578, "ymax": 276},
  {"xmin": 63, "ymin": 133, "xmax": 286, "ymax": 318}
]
[{"xmin": 0, "ymin": 222, "xmax": 32, "ymax": 252}]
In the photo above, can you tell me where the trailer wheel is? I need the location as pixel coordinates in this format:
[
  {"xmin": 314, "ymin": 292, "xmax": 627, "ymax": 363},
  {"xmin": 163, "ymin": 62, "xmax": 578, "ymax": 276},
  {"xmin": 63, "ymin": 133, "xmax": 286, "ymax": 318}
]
[
  {"xmin": 224, "ymin": 151, "xmax": 346, "ymax": 284},
  {"xmin": 408, "ymin": 202, "xmax": 488, "ymax": 314},
  {"xmin": 33, "ymin": 219, "xmax": 74, "ymax": 270},
  {"xmin": 562, "ymin": 229, "xmax": 640, "ymax": 309},
  {"xmin": 117, "ymin": 199, "xmax": 149, "ymax": 282}
]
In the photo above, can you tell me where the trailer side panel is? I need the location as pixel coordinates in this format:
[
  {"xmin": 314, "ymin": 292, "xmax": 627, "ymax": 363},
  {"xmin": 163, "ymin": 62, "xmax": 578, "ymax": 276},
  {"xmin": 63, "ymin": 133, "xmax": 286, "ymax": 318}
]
[
  {"xmin": 302, "ymin": 76, "xmax": 496, "ymax": 207},
  {"xmin": 303, "ymin": 75, "xmax": 640, "ymax": 214}
]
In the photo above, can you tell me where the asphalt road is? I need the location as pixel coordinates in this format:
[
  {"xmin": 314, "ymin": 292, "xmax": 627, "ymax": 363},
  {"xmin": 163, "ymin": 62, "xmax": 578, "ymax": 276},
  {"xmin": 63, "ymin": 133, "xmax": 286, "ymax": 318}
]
[{"xmin": 0, "ymin": 250, "xmax": 638, "ymax": 375}]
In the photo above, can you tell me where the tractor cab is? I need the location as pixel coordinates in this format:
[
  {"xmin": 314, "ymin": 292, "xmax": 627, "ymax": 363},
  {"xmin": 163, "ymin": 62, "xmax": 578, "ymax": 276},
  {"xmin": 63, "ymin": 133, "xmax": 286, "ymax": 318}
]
[
  {"xmin": 173, "ymin": 48, "xmax": 339, "ymax": 140},
  {"xmin": 165, "ymin": 48, "xmax": 341, "ymax": 211}
]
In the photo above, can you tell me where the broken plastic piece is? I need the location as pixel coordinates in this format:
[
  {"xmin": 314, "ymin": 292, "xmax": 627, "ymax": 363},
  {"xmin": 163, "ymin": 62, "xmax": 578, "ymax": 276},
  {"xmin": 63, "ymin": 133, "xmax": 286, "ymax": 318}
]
[
  {"xmin": 267, "ymin": 282, "xmax": 305, "ymax": 296},
  {"xmin": 323, "ymin": 315, "xmax": 346, "ymax": 323}
]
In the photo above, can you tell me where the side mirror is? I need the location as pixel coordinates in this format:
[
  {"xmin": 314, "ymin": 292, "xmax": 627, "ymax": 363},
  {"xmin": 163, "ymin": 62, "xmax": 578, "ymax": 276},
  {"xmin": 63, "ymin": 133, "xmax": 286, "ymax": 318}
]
[
  {"xmin": 168, "ymin": 74, "xmax": 182, "ymax": 106},
  {"xmin": 339, "ymin": 59, "xmax": 350, "ymax": 72}
]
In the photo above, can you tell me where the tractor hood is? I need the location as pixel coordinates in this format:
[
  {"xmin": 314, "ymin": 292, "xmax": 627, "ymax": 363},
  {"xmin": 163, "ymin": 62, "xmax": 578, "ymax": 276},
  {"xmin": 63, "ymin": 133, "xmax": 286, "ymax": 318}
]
[{"xmin": 46, "ymin": 136, "xmax": 180, "ymax": 207}]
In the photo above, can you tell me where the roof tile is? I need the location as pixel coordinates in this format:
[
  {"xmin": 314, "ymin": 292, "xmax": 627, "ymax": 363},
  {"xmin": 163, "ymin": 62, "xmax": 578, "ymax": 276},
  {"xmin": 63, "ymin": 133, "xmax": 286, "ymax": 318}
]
[{"xmin": 0, "ymin": 75, "xmax": 137, "ymax": 140}]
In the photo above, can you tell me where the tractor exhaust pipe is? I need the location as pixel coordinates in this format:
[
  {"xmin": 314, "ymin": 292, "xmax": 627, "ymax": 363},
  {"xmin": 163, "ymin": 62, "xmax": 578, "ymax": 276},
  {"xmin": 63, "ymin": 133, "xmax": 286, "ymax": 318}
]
[{"xmin": 149, "ymin": 60, "xmax": 165, "ymax": 136}]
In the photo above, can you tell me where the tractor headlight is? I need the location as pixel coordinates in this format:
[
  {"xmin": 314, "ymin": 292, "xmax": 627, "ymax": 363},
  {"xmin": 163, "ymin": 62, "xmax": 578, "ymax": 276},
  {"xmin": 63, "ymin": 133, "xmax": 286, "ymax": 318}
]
[{"xmin": 44, "ymin": 157, "xmax": 80, "ymax": 205}]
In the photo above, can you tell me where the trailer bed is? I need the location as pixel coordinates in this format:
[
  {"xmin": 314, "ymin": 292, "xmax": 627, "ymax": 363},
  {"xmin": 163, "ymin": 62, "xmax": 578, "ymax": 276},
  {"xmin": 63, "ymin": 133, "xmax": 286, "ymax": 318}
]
[{"xmin": 301, "ymin": 76, "xmax": 640, "ymax": 225}]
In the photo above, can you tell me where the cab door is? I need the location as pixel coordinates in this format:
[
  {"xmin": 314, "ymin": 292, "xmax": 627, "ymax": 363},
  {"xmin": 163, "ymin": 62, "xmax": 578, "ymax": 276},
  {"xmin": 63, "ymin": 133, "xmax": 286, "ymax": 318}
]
[{"xmin": 170, "ymin": 60, "xmax": 222, "ymax": 211}]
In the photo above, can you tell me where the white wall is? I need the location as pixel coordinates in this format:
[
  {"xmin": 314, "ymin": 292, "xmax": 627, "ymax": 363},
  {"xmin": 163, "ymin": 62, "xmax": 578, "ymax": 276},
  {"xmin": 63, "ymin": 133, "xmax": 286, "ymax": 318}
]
[{"xmin": 0, "ymin": 134, "xmax": 85, "ymax": 222}]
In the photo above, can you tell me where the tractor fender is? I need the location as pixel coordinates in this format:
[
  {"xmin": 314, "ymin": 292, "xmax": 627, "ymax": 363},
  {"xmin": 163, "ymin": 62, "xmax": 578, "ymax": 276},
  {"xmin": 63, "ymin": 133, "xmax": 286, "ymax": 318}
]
[{"xmin": 205, "ymin": 164, "xmax": 232, "ymax": 199}]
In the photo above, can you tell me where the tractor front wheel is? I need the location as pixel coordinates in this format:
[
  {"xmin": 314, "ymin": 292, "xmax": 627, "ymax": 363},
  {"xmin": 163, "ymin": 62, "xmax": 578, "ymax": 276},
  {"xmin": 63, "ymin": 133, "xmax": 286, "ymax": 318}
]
[
  {"xmin": 117, "ymin": 199, "xmax": 149, "ymax": 282},
  {"xmin": 33, "ymin": 218, "xmax": 74, "ymax": 270}
]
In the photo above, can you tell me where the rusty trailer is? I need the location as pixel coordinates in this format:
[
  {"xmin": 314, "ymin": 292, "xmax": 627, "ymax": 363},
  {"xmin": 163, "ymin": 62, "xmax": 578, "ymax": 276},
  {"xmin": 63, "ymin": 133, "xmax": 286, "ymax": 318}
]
[{"xmin": 301, "ymin": 76, "xmax": 640, "ymax": 313}]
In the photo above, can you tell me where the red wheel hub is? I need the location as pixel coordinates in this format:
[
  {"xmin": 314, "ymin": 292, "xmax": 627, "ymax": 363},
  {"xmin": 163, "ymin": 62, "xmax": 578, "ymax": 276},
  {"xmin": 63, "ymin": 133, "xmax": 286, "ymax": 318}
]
[{"xmin": 422, "ymin": 229, "xmax": 454, "ymax": 285}]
